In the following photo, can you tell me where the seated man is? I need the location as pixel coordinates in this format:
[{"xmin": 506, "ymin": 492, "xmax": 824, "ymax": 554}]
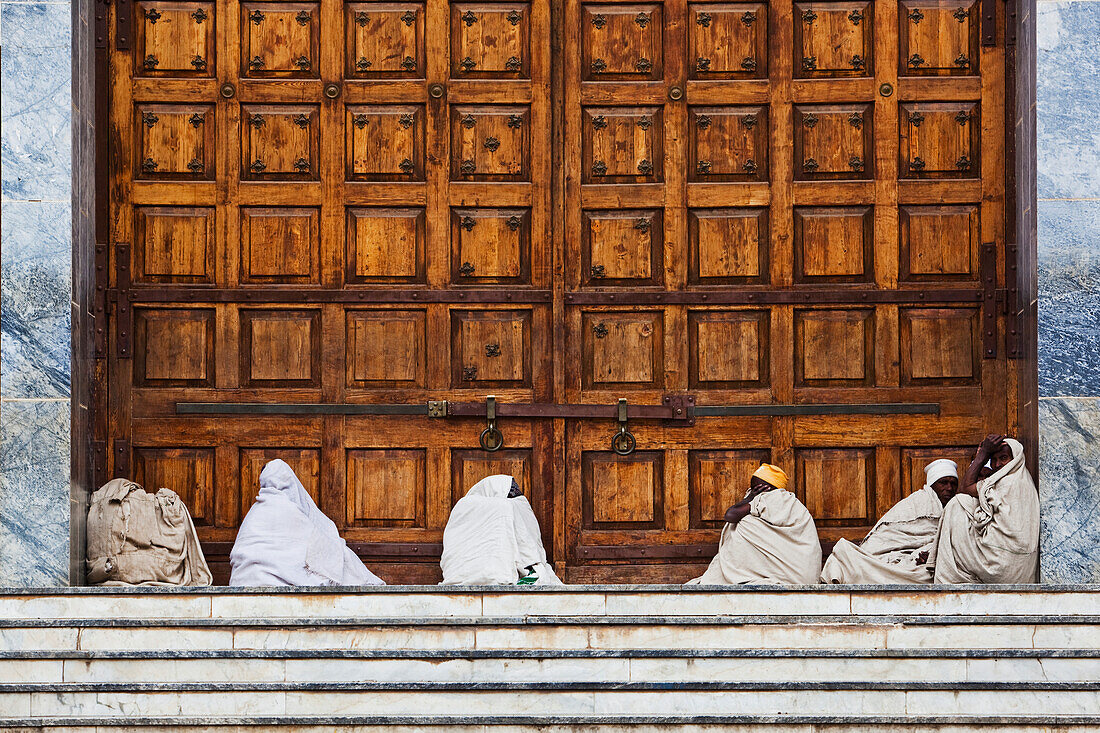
[
  {"xmin": 932, "ymin": 434, "xmax": 1039, "ymax": 584},
  {"xmin": 820, "ymin": 458, "xmax": 958, "ymax": 584},
  {"xmin": 230, "ymin": 459, "xmax": 385, "ymax": 586},
  {"xmin": 687, "ymin": 464, "xmax": 821, "ymax": 585},
  {"xmin": 440, "ymin": 474, "xmax": 562, "ymax": 585}
]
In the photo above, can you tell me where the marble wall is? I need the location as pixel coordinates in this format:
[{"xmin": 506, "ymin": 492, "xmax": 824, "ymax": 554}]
[
  {"xmin": 0, "ymin": 0, "xmax": 1097, "ymax": 586},
  {"xmin": 0, "ymin": 0, "xmax": 73, "ymax": 585},
  {"xmin": 1036, "ymin": 0, "xmax": 1100, "ymax": 584}
]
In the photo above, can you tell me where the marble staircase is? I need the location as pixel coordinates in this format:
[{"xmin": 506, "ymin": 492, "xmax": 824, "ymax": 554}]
[{"xmin": 0, "ymin": 586, "xmax": 1098, "ymax": 729}]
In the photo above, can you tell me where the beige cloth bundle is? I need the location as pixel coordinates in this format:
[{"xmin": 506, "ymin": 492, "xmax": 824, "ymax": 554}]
[{"xmin": 86, "ymin": 479, "xmax": 212, "ymax": 586}]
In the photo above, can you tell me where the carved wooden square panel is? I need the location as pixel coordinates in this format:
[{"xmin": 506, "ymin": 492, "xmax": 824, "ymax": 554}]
[
  {"xmin": 451, "ymin": 3, "xmax": 530, "ymax": 77},
  {"xmin": 239, "ymin": 309, "xmax": 320, "ymax": 387},
  {"xmin": 134, "ymin": 207, "xmax": 215, "ymax": 284},
  {"xmin": 239, "ymin": 448, "xmax": 320, "ymax": 521},
  {"xmin": 900, "ymin": 0, "xmax": 978, "ymax": 76},
  {"xmin": 451, "ymin": 208, "xmax": 530, "ymax": 284},
  {"xmin": 582, "ymin": 451, "xmax": 664, "ymax": 529},
  {"xmin": 135, "ymin": 308, "xmax": 216, "ymax": 387},
  {"xmin": 450, "ymin": 105, "xmax": 530, "ymax": 181},
  {"xmin": 900, "ymin": 102, "xmax": 979, "ymax": 178},
  {"xmin": 688, "ymin": 208, "xmax": 769, "ymax": 285},
  {"xmin": 583, "ymin": 107, "xmax": 663, "ymax": 183},
  {"xmin": 796, "ymin": 447, "xmax": 874, "ymax": 524},
  {"xmin": 795, "ymin": 308, "xmax": 874, "ymax": 387},
  {"xmin": 346, "ymin": 449, "xmax": 427, "ymax": 527},
  {"xmin": 794, "ymin": 206, "xmax": 873, "ymax": 283},
  {"xmin": 134, "ymin": 447, "xmax": 216, "ymax": 526},
  {"xmin": 452, "ymin": 449, "xmax": 532, "ymax": 507},
  {"xmin": 690, "ymin": 106, "xmax": 768, "ymax": 181},
  {"xmin": 689, "ymin": 449, "xmax": 770, "ymax": 528},
  {"xmin": 451, "ymin": 309, "xmax": 531, "ymax": 387},
  {"xmin": 241, "ymin": 105, "xmax": 319, "ymax": 181},
  {"xmin": 240, "ymin": 207, "xmax": 319, "ymax": 284},
  {"xmin": 347, "ymin": 105, "xmax": 425, "ymax": 181},
  {"xmin": 689, "ymin": 310, "xmax": 769, "ymax": 388},
  {"xmin": 240, "ymin": 2, "xmax": 319, "ymax": 77},
  {"xmin": 900, "ymin": 307, "xmax": 978, "ymax": 385},
  {"xmin": 582, "ymin": 209, "xmax": 662, "ymax": 286},
  {"xmin": 135, "ymin": 104, "xmax": 214, "ymax": 180},
  {"xmin": 583, "ymin": 311, "xmax": 664, "ymax": 389},
  {"xmin": 346, "ymin": 2, "xmax": 424, "ymax": 77},
  {"xmin": 689, "ymin": 2, "xmax": 767, "ymax": 79},
  {"xmin": 346, "ymin": 309, "xmax": 427, "ymax": 388},
  {"xmin": 135, "ymin": 1, "xmax": 215, "ymax": 77},
  {"xmin": 581, "ymin": 3, "xmax": 663, "ymax": 80},
  {"xmin": 901, "ymin": 447, "xmax": 975, "ymax": 497},
  {"xmin": 346, "ymin": 207, "xmax": 426, "ymax": 283},
  {"xmin": 794, "ymin": 1, "xmax": 873, "ymax": 77},
  {"xmin": 794, "ymin": 103, "xmax": 873, "ymax": 180},
  {"xmin": 899, "ymin": 204, "xmax": 979, "ymax": 281}
]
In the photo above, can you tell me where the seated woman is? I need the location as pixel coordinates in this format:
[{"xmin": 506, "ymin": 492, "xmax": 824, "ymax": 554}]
[
  {"xmin": 932, "ymin": 435, "xmax": 1039, "ymax": 584},
  {"xmin": 687, "ymin": 464, "xmax": 821, "ymax": 585},
  {"xmin": 230, "ymin": 459, "xmax": 385, "ymax": 587},
  {"xmin": 821, "ymin": 458, "xmax": 957, "ymax": 584},
  {"xmin": 440, "ymin": 474, "xmax": 562, "ymax": 585}
]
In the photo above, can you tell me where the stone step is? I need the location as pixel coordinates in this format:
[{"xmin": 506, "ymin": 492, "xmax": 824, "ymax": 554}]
[
  {"xmin": 2, "ymin": 654, "xmax": 1098, "ymax": 684},
  {"xmin": 3, "ymin": 684, "xmax": 1100, "ymax": 718},
  {"xmin": 3, "ymin": 586, "xmax": 1099, "ymax": 620},
  {"xmin": 2, "ymin": 620, "xmax": 1096, "ymax": 652}
]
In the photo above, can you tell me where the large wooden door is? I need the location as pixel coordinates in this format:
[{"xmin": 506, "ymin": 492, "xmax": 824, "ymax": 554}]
[{"xmin": 104, "ymin": 0, "xmax": 1016, "ymax": 583}]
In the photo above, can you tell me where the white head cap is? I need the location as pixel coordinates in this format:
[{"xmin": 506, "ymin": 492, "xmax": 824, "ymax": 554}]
[{"xmin": 924, "ymin": 458, "xmax": 958, "ymax": 487}]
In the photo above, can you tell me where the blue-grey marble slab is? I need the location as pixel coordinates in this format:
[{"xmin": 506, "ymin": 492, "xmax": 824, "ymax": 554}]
[
  {"xmin": 1039, "ymin": 397, "xmax": 1100, "ymax": 584},
  {"xmin": 0, "ymin": 2, "xmax": 72, "ymax": 202},
  {"xmin": 1037, "ymin": 199, "xmax": 1100, "ymax": 397},
  {"xmin": 1, "ymin": 200, "xmax": 72, "ymax": 399},
  {"xmin": 0, "ymin": 399, "xmax": 70, "ymax": 586},
  {"xmin": 1037, "ymin": 0, "xmax": 1100, "ymax": 200}
]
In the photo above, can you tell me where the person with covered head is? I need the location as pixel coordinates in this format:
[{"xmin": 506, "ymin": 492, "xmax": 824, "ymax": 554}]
[
  {"xmin": 440, "ymin": 474, "xmax": 562, "ymax": 585},
  {"xmin": 230, "ymin": 459, "xmax": 385, "ymax": 587},
  {"xmin": 932, "ymin": 434, "xmax": 1039, "ymax": 584},
  {"xmin": 687, "ymin": 464, "xmax": 821, "ymax": 585},
  {"xmin": 820, "ymin": 458, "xmax": 958, "ymax": 584}
]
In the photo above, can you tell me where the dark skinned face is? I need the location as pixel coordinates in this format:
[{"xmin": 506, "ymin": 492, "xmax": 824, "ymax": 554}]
[
  {"xmin": 930, "ymin": 476, "xmax": 958, "ymax": 506},
  {"xmin": 749, "ymin": 476, "xmax": 777, "ymax": 494},
  {"xmin": 989, "ymin": 442, "xmax": 1014, "ymax": 473}
]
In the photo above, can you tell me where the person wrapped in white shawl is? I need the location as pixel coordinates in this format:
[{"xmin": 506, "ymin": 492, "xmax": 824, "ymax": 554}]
[
  {"xmin": 932, "ymin": 435, "xmax": 1039, "ymax": 584},
  {"xmin": 440, "ymin": 474, "xmax": 562, "ymax": 585},
  {"xmin": 230, "ymin": 459, "xmax": 385, "ymax": 587},
  {"xmin": 687, "ymin": 464, "xmax": 821, "ymax": 585},
  {"xmin": 821, "ymin": 458, "xmax": 958, "ymax": 584}
]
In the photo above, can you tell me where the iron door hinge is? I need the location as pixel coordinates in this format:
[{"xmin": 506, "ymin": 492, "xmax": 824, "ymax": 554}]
[
  {"xmin": 981, "ymin": 242, "xmax": 998, "ymax": 358},
  {"xmin": 112, "ymin": 439, "xmax": 131, "ymax": 479},
  {"xmin": 114, "ymin": 243, "xmax": 132, "ymax": 359},
  {"xmin": 116, "ymin": 0, "xmax": 133, "ymax": 50}
]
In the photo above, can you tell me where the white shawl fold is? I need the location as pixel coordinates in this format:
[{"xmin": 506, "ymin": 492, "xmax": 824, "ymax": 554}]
[
  {"xmin": 820, "ymin": 486, "xmax": 943, "ymax": 584},
  {"xmin": 932, "ymin": 438, "xmax": 1039, "ymax": 584},
  {"xmin": 440, "ymin": 474, "xmax": 562, "ymax": 586},
  {"xmin": 229, "ymin": 459, "xmax": 385, "ymax": 587},
  {"xmin": 687, "ymin": 489, "xmax": 822, "ymax": 585}
]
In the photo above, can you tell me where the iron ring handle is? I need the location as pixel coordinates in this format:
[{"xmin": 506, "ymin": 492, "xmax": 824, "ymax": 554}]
[
  {"xmin": 668, "ymin": 86, "xmax": 684, "ymax": 102},
  {"xmin": 480, "ymin": 426, "xmax": 504, "ymax": 452},
  {"xmin": 429, "ymin": 83, "xmax": 445, "ymax": 99},
  {"xmin": 612, "ymin": 429, "xmax": 637, "ymax": 456}
]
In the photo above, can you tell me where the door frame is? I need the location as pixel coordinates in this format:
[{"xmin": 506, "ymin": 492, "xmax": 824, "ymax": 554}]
[{"xmin": 68, "ymin": 0, "xmax": 1039, "ymax": 584}]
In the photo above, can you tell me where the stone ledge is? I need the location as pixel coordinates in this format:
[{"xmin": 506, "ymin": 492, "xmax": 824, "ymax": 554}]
[{"xmin": 2, "ymin": 584, "xmax": 1097, "ymax": 594}]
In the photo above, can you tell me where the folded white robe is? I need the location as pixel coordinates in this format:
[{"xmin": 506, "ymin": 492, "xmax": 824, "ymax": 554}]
[
  {"xmin": 230, "ymin": 459, "xmax": 385, "ymax": 587},
  {"xmin": 821, "ymin": 486, "xmax": 943, "ymax": 584},
  {"xmin": 687, "ymin": 489, "xmax": 822, "ymax": 585},
  {"xmin": 440, "ymin": 474, "xmax": 562, "ymax": 586},
  {"xmin": 932, "ymin": 438, "xmax": 1039, "ymax": 584}
]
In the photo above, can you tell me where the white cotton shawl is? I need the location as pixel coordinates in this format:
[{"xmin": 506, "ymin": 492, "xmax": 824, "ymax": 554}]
[
  {"xmin": 229, "ymin": 459, "xmax": 384, "ymax": 587},
  {"xmin": 820, "ymin": 485, "xmax": 944, "ymax": 584},
  {"xmin": 440, "ymin": 474, "xmax": 562, "ymax": 586},
  {"xmin": 932, "ymin": 438, "xmax": 1039, "ymax": 584},
  {"xmin": 687, "ymin": 489, "xmax": 822, "ymax": 585}
]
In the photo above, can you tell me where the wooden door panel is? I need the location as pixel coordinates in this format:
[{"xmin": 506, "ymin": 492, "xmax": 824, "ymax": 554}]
[{"xmin": 108, "ymin": 0, "xmax": 1013, "ymax": 583}]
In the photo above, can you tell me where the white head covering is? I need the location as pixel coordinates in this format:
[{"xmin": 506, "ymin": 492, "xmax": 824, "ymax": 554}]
[
  {"xmin": 230, "ymin": 459, "xmax": 385, "ymax": 587},
  {"xmin": 924, "ymin": 459, "xmax": 958, "ymax": 487}
]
